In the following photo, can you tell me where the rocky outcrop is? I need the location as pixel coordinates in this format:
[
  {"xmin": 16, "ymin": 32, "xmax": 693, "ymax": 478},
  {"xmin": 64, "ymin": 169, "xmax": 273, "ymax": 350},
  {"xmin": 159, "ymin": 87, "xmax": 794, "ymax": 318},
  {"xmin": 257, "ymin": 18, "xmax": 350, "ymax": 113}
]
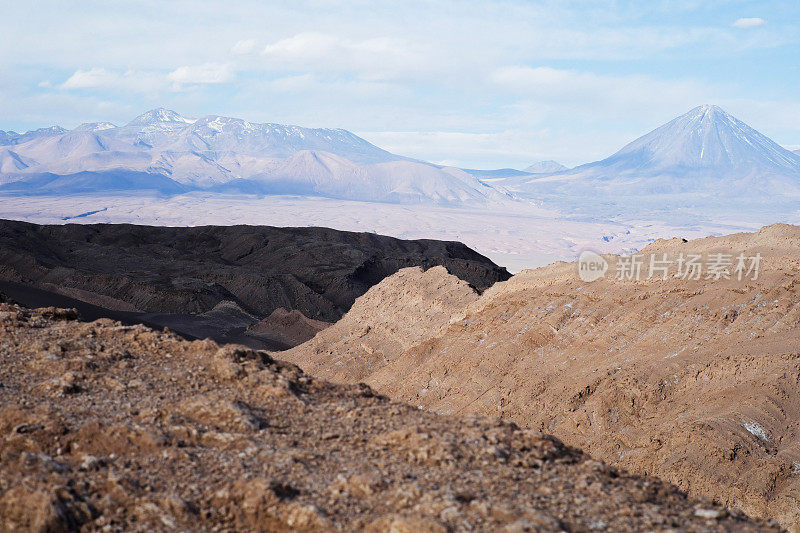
[
  {"xmin": 283, "ymin": 266, "xmax": 478, "ymax": 382},
  {"xmin": 0, "ymin": 302, "xmax": 774, "ymax": 531}
]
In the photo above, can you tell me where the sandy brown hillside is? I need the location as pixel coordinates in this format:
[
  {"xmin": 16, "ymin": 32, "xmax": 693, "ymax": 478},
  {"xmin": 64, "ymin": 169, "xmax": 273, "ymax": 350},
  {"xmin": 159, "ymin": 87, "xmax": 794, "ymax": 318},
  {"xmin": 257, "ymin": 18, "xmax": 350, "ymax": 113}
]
[
  {"xmin": 284, "ymin": 223, "xmax": 800, "ymax": 531},
  {"xmin": 284, "ymin": 266, "xmax": 479, "ymax": 383},
  {"xmin": 0, "ymin": 302, "xmax": 773, "ymax": 531}
]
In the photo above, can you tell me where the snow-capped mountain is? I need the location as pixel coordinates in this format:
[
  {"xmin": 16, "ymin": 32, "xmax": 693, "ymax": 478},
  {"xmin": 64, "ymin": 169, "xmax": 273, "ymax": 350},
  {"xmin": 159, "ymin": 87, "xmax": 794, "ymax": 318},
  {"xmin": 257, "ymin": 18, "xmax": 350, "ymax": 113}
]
[
  {"xmin": 127, "ymin": 108, "xmax": 195, "ymax": 127},
  {"xmin": 0, "ymin": 109, "xmax": 509, "ymax": 205},
  {"xmin": 524, "ymin": 160, "xmax": 567, "ymax": 174},
  {"xmin": 100, "ymin": 108, "xmax": 401, "ymax": 165},
  {"xmin": 74, "ymin": 122, "xmax": 117, "ymax": 132},
  {"xmin": 595, "ymin": 105, "xmax": 798, "ymax": 174},
  {"xmin": 515, "ymin": 105, "xmax": 800, "ymax": 197}
]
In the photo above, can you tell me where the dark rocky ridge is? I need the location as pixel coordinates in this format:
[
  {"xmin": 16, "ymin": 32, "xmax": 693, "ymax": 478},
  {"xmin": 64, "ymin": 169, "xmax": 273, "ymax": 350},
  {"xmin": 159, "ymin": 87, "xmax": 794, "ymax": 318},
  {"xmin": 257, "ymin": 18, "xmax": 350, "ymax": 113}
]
[{"xmin": 0, "ymin": 219, "xmax": 509, "ymax": 349}]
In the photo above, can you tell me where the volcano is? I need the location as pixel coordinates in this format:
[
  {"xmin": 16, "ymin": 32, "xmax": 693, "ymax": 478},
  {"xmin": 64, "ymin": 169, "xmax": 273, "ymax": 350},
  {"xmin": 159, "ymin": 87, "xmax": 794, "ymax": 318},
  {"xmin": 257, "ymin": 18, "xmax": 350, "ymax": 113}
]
[{"xmin": 518, "ymin": 105, "xmax": 800, "ymax": 197}]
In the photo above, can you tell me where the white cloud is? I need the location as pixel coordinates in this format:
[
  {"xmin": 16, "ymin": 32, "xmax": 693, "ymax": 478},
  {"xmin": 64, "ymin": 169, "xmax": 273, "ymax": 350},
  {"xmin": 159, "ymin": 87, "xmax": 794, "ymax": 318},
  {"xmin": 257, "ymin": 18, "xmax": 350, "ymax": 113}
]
[
  {"xmin": 167, "ymin": 63, "xmax": 234, "ymax": 85},
  {"xmin": 62, "ymin": 68, "xmax": 121, "ymax": 89},
  {"xmin": 261, "ymin": 32, "xmax": 430, "ymax": 81},
  {"xmin": 733, "ymin": 18, "xmax": 766, "ymax": 29},
  {"xmin": 60, "ymin": 68, "xmax": 165, "ymax": 93},
  {"xmin": 262, "ymin": 33, "xmax": 338, "ymax": 61},
  {"xmin": 231, "ymin": 39, "xmax": 257, "ymax": 55}
]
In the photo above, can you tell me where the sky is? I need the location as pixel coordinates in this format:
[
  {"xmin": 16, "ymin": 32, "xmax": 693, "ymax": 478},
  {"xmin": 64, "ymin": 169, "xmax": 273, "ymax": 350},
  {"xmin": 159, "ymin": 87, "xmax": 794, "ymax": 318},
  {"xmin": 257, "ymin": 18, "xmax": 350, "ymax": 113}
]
[{"xmin": 1, "ymin": 0, "xmax": 799, "ymax": 169}]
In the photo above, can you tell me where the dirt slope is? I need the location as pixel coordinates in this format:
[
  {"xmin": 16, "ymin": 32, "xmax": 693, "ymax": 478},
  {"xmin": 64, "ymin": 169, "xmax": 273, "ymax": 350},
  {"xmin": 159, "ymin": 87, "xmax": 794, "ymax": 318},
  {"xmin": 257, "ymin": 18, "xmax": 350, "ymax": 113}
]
[
  {"xmin": 0, "ymin": 303, "xmax": 774, "ymax": 531},
  {"xmin": 286, "ymin": 223, "xmax": 800, "ymax": 530}
]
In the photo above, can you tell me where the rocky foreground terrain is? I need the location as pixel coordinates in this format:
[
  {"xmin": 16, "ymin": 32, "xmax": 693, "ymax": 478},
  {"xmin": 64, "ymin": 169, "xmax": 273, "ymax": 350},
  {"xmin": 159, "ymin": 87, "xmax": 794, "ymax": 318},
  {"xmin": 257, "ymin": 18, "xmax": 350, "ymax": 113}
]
[
  {"xmin": 0, "ymin": 298, "xmax": 777, "ymax": 531},
  {"xmin": 285, "ymin": 223, "xmax": 800, "ymax": 531},
  {"xmin": 0, "ymin": 220, "xmax": 508, "ymax": 349}
]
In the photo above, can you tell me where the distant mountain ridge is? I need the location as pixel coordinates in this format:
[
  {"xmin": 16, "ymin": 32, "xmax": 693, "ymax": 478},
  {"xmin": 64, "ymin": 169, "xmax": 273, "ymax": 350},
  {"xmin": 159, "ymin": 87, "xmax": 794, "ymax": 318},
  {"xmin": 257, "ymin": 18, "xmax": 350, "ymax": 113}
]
[
  {"xmin": 0, "ymin": 108, "xmax": 511, "ymax": 205},
  {"xmin": 512, "ymin": 105, "xmax": 800, "ymax": 197},
  {"xmin": 109, "ymin": 108, "xmax": 401, "ymax": 165},
  {"xmin": 3, "ymin": 105, "xmax": 795, "ymax": 202},
  {"xmin": 524, "ymin": 160, "xmax": 567, "ymax": 173},
  {"xmin": 0, "ymin": 126, "xmax": 68, "ymax": 146}
]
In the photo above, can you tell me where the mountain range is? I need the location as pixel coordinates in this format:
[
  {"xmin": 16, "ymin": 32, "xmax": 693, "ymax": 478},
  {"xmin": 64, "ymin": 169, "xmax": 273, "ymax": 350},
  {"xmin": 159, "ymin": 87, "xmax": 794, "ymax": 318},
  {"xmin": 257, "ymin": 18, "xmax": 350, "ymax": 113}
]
[
  {"xmin": 0, "ymin": 109, "xmax": 510, "ymax": 205},
  {"xmin": 1, "ymin": 105, "xmax": 798, "ymax": 204}
]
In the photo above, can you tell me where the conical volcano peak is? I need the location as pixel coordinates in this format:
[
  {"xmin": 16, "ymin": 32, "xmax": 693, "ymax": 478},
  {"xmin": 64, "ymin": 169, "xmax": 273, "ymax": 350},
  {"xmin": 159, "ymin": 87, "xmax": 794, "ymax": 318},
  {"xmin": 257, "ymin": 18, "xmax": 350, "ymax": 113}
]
[
  {"xmin": 693, "ymin": 104, "xmax": 725, "ymax": 115},
  {"xmin": 514, "ymin": 104, "xmax": 800, "ymax": 197},
  {"xmin": 679, "ymin": 104, "xmax": 734, "ymax": 127},
  {"xmin": 600, "ymin": 104, "xmax": 800, "ymax": 173}
]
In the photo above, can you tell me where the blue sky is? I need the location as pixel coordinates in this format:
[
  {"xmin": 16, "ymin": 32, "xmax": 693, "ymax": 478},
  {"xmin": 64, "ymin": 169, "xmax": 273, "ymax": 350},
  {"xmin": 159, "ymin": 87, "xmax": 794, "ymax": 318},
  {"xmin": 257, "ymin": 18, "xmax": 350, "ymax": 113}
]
[{"xmin": 1, "ymin": 0, "xmax": 798, "ymax": 168}]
